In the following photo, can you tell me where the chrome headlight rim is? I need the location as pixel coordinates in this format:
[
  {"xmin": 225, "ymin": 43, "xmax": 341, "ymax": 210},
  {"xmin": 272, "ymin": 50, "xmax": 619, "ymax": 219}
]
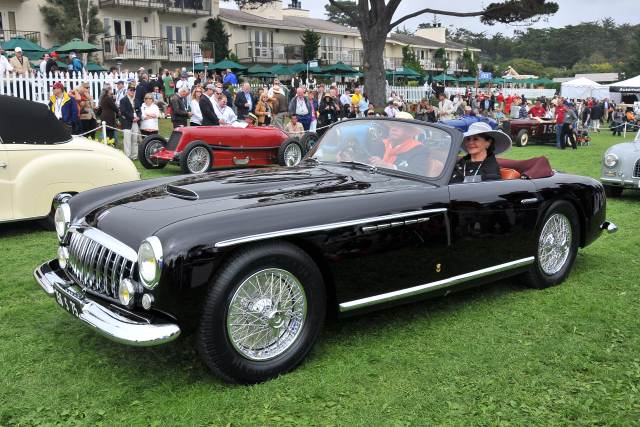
[
  {"xmin": 54, "ymin": 203, "xmax": 71, "ymax": 242},
  {"xmin": 138, "ymin": 236, "xmax": 163, "ymax": 290},
  {"xmin": 604, "ymin": 153, "xmax": 618, "ymax": 168}
]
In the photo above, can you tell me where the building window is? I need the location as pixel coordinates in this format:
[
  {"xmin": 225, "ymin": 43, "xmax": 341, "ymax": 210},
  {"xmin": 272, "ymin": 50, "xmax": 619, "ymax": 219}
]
[
  {"xmin": 166, "ymin": 25, "xmax": 173, "ymax": 42},
  {"xmin": 136, "ymin": 20, "xmax": 142, "ymax": 37},
  {"xmin": 176, "ymin": 26, "xmax": 182, "ymax": 43},
  {"xmin": 104, "ymin": 18, "xmax": 111, "ymax": 37},
  {"xmin": 185, "ymin": 26, "xmax": 190, "ymax": 42}
]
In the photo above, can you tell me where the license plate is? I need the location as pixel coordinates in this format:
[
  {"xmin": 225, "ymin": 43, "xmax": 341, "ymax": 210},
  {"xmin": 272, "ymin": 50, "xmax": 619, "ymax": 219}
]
[{"xmin": 53, "ymin": 283, "xmax": 85, "ymax": 319}]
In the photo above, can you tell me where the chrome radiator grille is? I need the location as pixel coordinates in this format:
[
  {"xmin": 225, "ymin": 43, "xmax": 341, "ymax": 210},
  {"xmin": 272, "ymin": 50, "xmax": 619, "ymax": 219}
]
[
  {"xmin": 633, "ymin": 159, "xmax": 640, "ymax": 178},
  {"xmin": 66, "ymin": 228, "xmax": 137, "ymax": 299}
]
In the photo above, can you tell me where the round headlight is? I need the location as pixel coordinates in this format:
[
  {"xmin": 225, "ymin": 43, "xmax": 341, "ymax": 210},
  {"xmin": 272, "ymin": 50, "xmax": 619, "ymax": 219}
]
[
  {"xmin": 118, "ymin": 278, "xmax": 136, "ymax": 308},
  {"xmin": 54, "ymin": 204, "xmax": 71, "ymax": 241},
  {"xmin": 604, "ymin": 153, "xmax": 618, "ymax": 168},
  {"xmin": 138, "ymin": 236, "xmax": 163, "ymax": 289}
]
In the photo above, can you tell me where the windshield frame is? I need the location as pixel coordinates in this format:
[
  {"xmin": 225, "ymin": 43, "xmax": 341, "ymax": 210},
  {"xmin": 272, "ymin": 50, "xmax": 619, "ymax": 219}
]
[{"xmin": 305, "ymin": 117, "xmax": 462, "ymax": 182}]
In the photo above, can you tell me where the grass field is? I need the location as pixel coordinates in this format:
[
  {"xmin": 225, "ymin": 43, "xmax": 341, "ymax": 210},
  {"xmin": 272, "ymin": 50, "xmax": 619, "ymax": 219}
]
[{"xmin": 1, "ymin": 122, "xmax": 640, "ymax": 426}]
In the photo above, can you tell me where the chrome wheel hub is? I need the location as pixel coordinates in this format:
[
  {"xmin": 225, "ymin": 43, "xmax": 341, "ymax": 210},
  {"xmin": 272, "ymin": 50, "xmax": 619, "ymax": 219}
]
[
  {"xmin": 284, "ymin": 144, "xmax": 302, "ymax": 166},
  {"xmin": 187, "ymin": 147, "xmax": 209, "ymax": 173},
  {"xmin": 538, "ymin": 213, "xmax": 571, "ymax": 275},
  {"xmin": 228, "ymin": 269, "xmax": 306, "ymax": 360},
  {"xmin": 146, "ymin": 141, "xmax": 164, "ymax": 161}
]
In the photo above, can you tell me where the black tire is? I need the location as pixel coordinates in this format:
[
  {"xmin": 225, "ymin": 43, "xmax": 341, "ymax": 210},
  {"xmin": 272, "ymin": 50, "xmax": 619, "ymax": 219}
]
[
  {"xmin": 195, "ymin": 241, "xmax": 326, "ymax": 384},
  {"xmin": 515, "ymin": 129, "xmax": 529, "ymax": 147},
  {"xmin": 277, "ymin": 138, "xmax": 304, "ymax": 167},
  {"xmin": 138, "ymin": 135, "xmax": 167, "ymax": 169},
  {"xmin": 299, "ymin": 132, "xmax": 319, "ymax": 153},
  {"xmin": 603, "ymin": 185, "xmax": 623, "ymax": 198},
  {"xmin": 37, "ymin": 193, "xmax": 73, "ymax": 231},
  {"xmin": 522, "ymin": 200, "xmax": 580, "ymax": 289},
  {"xmin": 179, "ymin": 140, "xmax": 213, "ymax": 174}
]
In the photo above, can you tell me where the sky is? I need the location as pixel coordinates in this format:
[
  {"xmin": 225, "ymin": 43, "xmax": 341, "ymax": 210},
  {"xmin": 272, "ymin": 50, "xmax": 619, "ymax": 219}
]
[{"xmin": 225, "ymin": 0, "xmax": 640, "ymax": 36}]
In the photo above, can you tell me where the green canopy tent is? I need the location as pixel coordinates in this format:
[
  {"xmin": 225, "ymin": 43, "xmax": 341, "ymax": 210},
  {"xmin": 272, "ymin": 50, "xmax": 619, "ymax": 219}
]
[
  {"xmin": 269, "ymin": 64, "xmax": 295, "ymax": 75},
  {"xmin": 54, "ymin": 38, "xmax": 103, "ymax": 54},
  {"xmin": 491, "ymin": 77, "xmax": 505, "ymax": 85},
  {"xmin": 208, "ymin": 59, "xmax": 249, "ymax": 73},
  {"xmin": 537, "ymin": 77, "xmax": 554, "ymax": 84},
  {"xmin": 0, "ymin": 35, "xmax": 46, "ymax": 53},
  {"xmin": 84, "ymin": 61, "xmax": 108, "ymax": 72},
  {"xmin": 457, "ymin": 76, "xmax": 476, "ymax": 83}
]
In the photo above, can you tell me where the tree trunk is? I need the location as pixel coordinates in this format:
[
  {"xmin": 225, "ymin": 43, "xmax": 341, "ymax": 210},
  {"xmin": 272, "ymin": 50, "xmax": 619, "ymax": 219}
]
[{"xmin": 361, "ymin": 26, "xmax": 389, "ymax": 111}]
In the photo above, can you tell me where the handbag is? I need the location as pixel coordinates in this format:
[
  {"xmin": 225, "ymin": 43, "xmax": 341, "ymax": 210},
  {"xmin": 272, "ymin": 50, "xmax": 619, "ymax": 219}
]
[{"xmin": 169, "ymin": 81, "xmax": 175, "ymax": 88}]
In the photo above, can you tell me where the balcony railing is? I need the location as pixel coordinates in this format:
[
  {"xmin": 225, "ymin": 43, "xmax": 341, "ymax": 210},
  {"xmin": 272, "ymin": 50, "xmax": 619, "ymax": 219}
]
[
  {"xmin": 234, "ymin": 42, "xmax": 302, "ymax": 65},
  {"xmin": 320, "ymin": 46, "xmax": 363, "ymax": 68},
  {"xmin": 102, "ymin": 36, "xmax": 214, "ymax": 63},
  {"xmin": 0, "ymin": 30, "xmax": 41, "ymax": 45},
  {"xmin": 383, "ymin": 57, "xmax": 403, "ymax": 69},
  {"xmin": 98, "ymin": 0, "xmax": 212, "ymax": 15}
]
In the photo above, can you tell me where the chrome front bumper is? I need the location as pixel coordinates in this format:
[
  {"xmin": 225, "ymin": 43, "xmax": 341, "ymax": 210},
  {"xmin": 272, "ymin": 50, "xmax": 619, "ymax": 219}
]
[{"xmin": 34, "ymin": 260, "xmax": 181, "ymax": 347}]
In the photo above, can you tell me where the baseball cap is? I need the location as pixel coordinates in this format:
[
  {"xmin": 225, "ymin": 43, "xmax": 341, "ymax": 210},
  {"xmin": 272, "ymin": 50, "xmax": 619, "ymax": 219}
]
[
  {"xmin": 15, "ymin": 47, "xmax": 22, "ymax": 52},
  {"xmin": 51, "ymin": 52, "xmax": 59, "ymax": 57},
  {"xmin": 69, "ymin": 51, "xmax": 76, "ymax": 57},
  {"xmin": 116, "ymin": 80, "xmax": 125, "ymax": 85},
  {"xmin": 206, "ymin": 84, "xmax": 216, "ymax": 90},
  {"xmin": 50, "ymin": 82, "xmax": 65, "ymax": 89}
]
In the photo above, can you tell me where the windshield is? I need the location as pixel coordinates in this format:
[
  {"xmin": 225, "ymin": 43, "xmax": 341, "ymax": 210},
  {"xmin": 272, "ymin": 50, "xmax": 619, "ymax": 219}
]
[{"xmin": 307, "ymin": 119, "xmax": 453, "ymax": 178}]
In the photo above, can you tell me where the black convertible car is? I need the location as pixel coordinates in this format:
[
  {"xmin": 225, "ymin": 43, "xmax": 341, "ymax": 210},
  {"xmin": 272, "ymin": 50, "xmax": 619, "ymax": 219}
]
[{"xmin": 35, "ymin": 118, "xmax": 617, "ymax": 384}]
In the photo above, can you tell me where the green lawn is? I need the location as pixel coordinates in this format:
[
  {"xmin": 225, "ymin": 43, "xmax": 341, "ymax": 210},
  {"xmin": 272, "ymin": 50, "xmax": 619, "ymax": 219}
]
[{"xmin": 1, "ymin": 124, "xmax": 640, "ymax": 426}]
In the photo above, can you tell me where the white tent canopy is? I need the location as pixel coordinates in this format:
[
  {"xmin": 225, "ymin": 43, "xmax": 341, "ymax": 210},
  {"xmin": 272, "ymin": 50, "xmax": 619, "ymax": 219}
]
[
  {"xmin": 609, "ymin": 74, "xmax": 640, "ymax": 93},
  {"xmin": 561, "ymin": 77, "xmax": 610, "ymax": 99}
]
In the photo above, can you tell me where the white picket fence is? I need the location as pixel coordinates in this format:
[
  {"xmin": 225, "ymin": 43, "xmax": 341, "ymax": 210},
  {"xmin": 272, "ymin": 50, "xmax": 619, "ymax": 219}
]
[{"xmin": 4, "ymin": 72, "xmax": 552, "ymax": 105}]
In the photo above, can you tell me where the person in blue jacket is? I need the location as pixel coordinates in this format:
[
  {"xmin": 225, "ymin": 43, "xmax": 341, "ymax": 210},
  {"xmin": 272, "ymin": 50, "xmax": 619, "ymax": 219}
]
[
  {"xmin": 48, "ymin": 82, "xmax": 78, "ymax": 135},
  {"xmin": 222, "ymin": 68, "xmax": 237, "ymax": 85}
]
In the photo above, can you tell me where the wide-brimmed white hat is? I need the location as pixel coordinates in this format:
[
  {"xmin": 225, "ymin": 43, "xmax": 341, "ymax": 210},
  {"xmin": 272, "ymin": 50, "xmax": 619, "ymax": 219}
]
[{"xmin": 461, "ymin": 122, "xmax": 511, "ymax": 156}]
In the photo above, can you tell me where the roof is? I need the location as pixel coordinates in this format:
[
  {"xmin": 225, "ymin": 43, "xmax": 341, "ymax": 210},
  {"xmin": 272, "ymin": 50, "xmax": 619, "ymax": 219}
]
[
  {"xmin": 562, "ymin": 77, "xmax": 605, "ymax": 88},
  {"xmin": 219, "ymin": 8, "xmax": 359, "ymax": 34},
  {"xmin": 609, "ymin": 74, "xmax": 640, "ymax": 88},
  {"xmin": 0, "ymin": 95, "xmax": 71, "ymax": 144},
  {"xmin": 387, "ymin": 33, "xmax": 478, "ymax": 51}
]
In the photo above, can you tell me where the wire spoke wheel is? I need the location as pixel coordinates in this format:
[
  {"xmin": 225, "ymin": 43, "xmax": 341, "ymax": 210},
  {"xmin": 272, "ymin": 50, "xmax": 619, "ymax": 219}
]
[
  {"xmin": 538, "ymin": 213, "xmax": 571, "ymax": 275},
  {"xmin": 283, "ymin": 143, "xmax": 302, "ymax": 166},
  {"xmin": 227, "ymin": 269, "xmax": 306, "ymax": 361},
  {"xmin": 187, "ymin": 146, "xmax": 210, "ymax": 173},
  {"xmin": 145, "ymin": 140, "xmax": 164, "ymax": 163}
]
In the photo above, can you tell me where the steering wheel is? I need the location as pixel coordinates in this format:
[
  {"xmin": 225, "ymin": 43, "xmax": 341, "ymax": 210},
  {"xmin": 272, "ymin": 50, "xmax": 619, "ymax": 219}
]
[{"xmin": 339, "ymin": 136, "xmax": 372, "ymax": 161}]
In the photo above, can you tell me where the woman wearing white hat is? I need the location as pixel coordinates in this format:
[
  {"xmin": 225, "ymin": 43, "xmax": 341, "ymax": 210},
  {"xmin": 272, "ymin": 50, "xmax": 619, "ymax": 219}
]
[{"xmin": 451, "ymin": 122, "xmax": 511, "ymax": 183}]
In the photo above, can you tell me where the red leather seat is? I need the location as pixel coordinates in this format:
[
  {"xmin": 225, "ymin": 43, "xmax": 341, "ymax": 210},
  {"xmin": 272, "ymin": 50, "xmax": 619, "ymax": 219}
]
[{"xmin": 500, "ymin": 168, "xmax": 521, "ymax": 180}]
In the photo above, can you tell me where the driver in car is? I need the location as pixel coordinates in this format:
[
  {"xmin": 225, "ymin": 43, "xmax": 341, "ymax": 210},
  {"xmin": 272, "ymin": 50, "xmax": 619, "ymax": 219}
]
[{"xmin": 336, "ymin": 112, "xmax": 430, "ymax": 175}]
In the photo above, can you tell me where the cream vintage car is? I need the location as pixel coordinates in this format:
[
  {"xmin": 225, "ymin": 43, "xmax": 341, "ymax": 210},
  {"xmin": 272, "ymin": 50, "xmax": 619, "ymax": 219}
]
[{"xmin": 0, "ymin": 95, "xmax": 140, "ymax": 230}]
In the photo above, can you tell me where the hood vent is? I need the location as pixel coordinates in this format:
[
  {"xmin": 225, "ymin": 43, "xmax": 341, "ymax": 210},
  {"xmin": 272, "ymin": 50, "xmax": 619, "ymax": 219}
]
[{"xmin": 165, "ymin": 185, "xmax": 199, "ymax": 201}]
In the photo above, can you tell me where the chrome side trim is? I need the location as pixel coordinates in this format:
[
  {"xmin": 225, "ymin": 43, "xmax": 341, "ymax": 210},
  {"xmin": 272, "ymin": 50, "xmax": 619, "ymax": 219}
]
[
  {"xmin": 339, "ymin": 257, "xmax": 535, "ymax": 312},
  {"xmin": 520, "ymin": 198, "xmax": 539, "ymax": 204},
  {"xmin": 214, "ymin": 208, "xmax": 448, "ymax": 248},
  {"xmin": 34, "ymin": 260, "xmax": 181, "ymax": 347}
]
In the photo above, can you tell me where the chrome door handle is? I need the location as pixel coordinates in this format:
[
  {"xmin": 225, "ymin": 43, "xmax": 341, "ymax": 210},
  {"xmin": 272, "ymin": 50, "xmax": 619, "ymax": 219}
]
[
  {"xmin": 520, "ymin": 198, "xmax": 538, "ymax": 204},
  {"xmin": 0, "ymin": 163, "xmax": 7, "ymax": 169}
]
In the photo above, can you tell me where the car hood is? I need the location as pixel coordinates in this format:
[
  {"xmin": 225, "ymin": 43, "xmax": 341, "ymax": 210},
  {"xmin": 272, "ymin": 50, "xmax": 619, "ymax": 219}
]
[{"xmin": 88, "ymin": 164, "xmax": 430, "ymax": 249}]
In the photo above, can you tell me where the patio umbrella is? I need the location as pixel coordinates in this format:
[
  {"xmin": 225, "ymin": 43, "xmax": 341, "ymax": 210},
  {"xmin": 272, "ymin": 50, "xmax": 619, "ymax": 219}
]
[
  {"xmin": 433, "ymin": 74, "xmax": 457, "ymax": 83},
  {"xmin": 54, "ymin": 38, "xmax": 103, "ymax": 53},
  {"xmin": 269, "ymin": 64, "xmax": 295, "ymax": 75},
  {"xmin": 188, "ymin": 63, "xmax": 207, "ymax": 72},
  {"xmin": 523, "ymin": 78, "xmax": 538, "ymax": 84},
  {"xmin": 1, "ymin": 35, "xmax": 46, "ymax": 52},
  {"xmin": 323, "ymin": 61, "xmax": 357, "ymax": 74},
  {"xmin": 491, "ymin": 77, "xmax": 505, "ymax": 85},
  {"xmin": 46, "ymin": 45, "xmax": 68, "ymax": 59},
  {"xmin": 537, "ymin": 77, "xmax": 554, "ymax": 84},
  {"xmin": 457, "ymin": 76, "xmax": 476, "ymax": 83},
  {"xmin": 84, "ymin": 61, "xmax": 108, "ymax": 72},
  {"xmin": 244, "ymin": 64, "xmax": 275, "ymax": 78},
  {"xmin": 289, "ymin": 62, "xmax": 307, "ymax": 74},
  {"xmin": 427, "ymin": 71, "xmax": 433, "ymax": 85},
  {"xmin": 208, "ymin": 59, "xmax": 248, "ymax": 73}
]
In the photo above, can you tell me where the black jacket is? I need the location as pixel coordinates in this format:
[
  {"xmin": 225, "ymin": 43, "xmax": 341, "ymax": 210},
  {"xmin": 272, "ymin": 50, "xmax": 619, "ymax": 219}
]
[
  {"xmin": 119, "ymin": 96, "xmax": 136, "ymax": 130},
  {"xmin": 200, "ymin": 95, "xmax": 220, "ymax": 126},
  {"xmin": 234, "ymin": 91, "xmax": 255, "ymax": 120},
  {"xmin": 135, "ymin": 80, "xmax": 150, "ymax": 111},
  {"xmin": 369, "ymin": 140, "xmax": 432, "ymax": 176},
  {"xmin": 450, "ymin": 154, "xmax": 502, "ymax": 184},
  {"xmin": 170, "ymin": 93, "xmax": 189, "ymax": 127}
]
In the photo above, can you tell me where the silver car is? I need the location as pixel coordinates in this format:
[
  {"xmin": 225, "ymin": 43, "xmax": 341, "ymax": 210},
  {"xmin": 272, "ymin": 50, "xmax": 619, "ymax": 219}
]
[{"xmin": 601, "ymin": 129, "xmax": 640, "ymax": 197}]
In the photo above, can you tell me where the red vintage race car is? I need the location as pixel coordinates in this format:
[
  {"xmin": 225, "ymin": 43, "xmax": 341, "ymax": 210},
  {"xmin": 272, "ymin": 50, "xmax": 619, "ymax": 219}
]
[
  {"xmin": 502, "ymin": 118, "xmax": 559, "ymax": 147},
  {"xmin": 138, "ymin": 125, "xmax": 305, "ymax": 174}
]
